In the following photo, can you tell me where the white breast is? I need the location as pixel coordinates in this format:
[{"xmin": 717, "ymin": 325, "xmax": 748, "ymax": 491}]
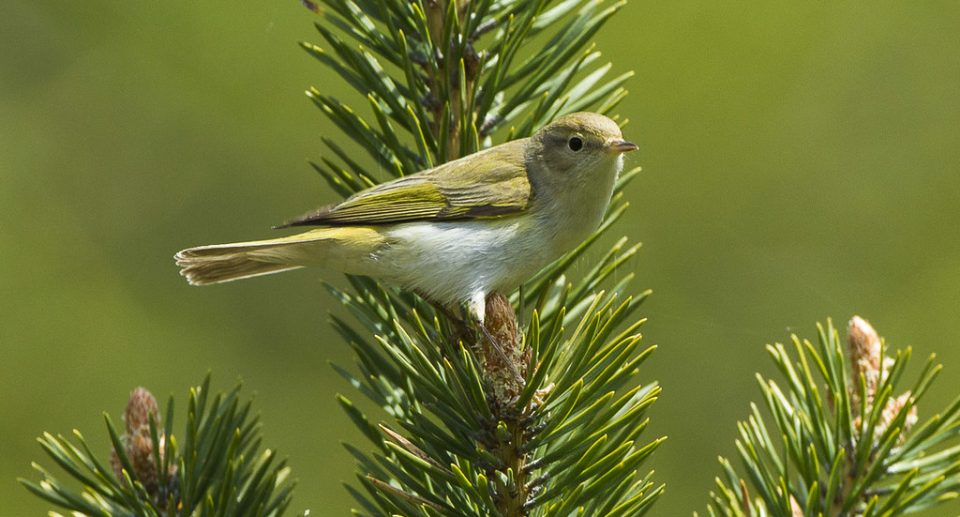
[{"xmin": 374, "ymin": 217, "xmax": 550, "ymax": 307}]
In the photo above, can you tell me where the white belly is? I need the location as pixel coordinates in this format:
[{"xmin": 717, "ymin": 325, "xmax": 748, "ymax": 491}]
[{"xmin": 373, "ymin": 218, "xmax": 552, "ymax": 307}]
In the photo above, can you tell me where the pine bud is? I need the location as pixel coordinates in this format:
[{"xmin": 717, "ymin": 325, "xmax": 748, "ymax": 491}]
[
  {"xmin": 848, "ymin": 316, "xmax": 883, "ymax": 414},
  {"xmin": 847, "ymin": 316, "xmax": 919, "ymax": 444},
  {"xmin": 877, "ymin": 392, "xmax": 919, "ymax": 439},
  {"xmin": 125, "ymin": 387, "xmax": 160, "ymax": 434},
  {"xmin": 482, "ymin": 292, "xmax": 527, "ymax": 404},
  {"xmin": 110, "ymin": 386, "xmax": 178, "ymax": 508},
  {"xmin": 486, "ymin": 292, "xmax": 519, "ymax": 351},
  {"xmin": 109, "ymin": 437, "xmax": 128, "ymax": 481}
]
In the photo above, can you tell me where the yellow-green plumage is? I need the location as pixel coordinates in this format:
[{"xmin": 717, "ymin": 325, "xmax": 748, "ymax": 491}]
[
  {"xmin": 177, "ymin": 227, "xmax": 387, "ymax": 284},
  {"xmin": 278, "ymin": 139, "xmax": 532, "ymax": 227},
  {"xmin": 175, "ymin": 112, "xmax": 637, "ymax": 321}
]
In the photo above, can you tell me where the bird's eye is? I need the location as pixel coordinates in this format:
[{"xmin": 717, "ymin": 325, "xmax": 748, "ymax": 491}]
[{"xmin": 568, "ymin": 136, "xmax": 583, "ymax": 151}]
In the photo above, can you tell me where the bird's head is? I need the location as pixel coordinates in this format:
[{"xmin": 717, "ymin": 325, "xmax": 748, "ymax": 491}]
[{"xmin": 531, "ymin": 112, "xmax": 637, "ymax": 181}]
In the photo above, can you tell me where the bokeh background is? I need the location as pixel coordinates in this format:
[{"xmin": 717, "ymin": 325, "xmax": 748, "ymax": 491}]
[{"xmin": 2, "ymin": 1, "xmax": 959, "ymax": 515}]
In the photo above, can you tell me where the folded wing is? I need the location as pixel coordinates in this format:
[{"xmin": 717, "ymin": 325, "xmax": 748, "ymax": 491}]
[{"xmin": 279, "ymin": 140, "xmax": 532, "ymax": 227}]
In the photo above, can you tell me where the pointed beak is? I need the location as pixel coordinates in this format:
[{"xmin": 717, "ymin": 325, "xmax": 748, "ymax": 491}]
[{"xmin": 608, "ymin": 139, "xmax": 638, "ymax": 154}]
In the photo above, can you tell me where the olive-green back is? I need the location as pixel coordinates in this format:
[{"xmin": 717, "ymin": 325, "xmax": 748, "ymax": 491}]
[{"xmin": 281, "ymin": 139, "xmax": 532, "ymax": 227}]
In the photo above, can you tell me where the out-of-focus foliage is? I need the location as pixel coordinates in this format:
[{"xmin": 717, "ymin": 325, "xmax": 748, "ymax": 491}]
[
  {"xmin": 704, "ymin": 318, "xmax": 960, "ymax": 516},
  {"xmin": 21, "ymin": 378, "xmax": 294, "ymax": 516},
  {"xmin": 2, "ymin": 1, "xmax": 959, "ymax": 515}
]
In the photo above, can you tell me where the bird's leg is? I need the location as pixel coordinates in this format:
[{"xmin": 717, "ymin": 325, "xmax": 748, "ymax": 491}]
[
  {"xmin": 472, "ymin": 292, "xmax": 526, "ymax": 402},
  {"xmin": 425, "ymin": 290, "xmax": 526, "ymax": 400},
  {"xmin": 478, "ymin": 323, "xmax": 523, "ymax": 381}
]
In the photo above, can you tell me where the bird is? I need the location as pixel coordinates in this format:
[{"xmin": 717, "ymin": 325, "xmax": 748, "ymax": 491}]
[{"xmin": 175, "ymin": 112, "xmax": 637, "ymax": 324}]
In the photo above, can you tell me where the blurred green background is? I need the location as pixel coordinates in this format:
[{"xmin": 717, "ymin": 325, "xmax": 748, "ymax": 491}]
[{"xmin": 2, "ymin": 1, "xmax": 959, "ymax": 515}]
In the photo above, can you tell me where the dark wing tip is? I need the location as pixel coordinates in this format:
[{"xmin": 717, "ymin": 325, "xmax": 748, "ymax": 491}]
[{"xmin": 273, "ymin": 205, "xmax": 335, "ymax": 229}]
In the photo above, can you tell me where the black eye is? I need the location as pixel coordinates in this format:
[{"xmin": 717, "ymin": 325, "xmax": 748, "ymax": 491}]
[{"xmin": 568, "ymin": 136, "xmax": 583, "ymax": 151}]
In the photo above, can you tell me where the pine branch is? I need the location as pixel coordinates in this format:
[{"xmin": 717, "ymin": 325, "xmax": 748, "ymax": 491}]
[
  {"xmin": 703, "ymin": 317, "xmax": 960, "ymax": 517},
  {"xmin": 20, "ymin": 376, "xmax": 295, "ymax": 517},
  {"xmin": 22, "ymin": 4, "xmax": 960, "ymax": 516},
  {"xmin": 301, "ymin": 0, "xmax": 662, "ymax": 515}
]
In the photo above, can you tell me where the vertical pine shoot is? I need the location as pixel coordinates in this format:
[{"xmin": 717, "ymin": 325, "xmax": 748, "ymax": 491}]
[{"xmin": 302, "ymin": 0, "xmax": 663, "ymax": 515}]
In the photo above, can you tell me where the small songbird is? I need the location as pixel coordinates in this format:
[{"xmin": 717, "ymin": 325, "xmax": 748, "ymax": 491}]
[{"xmin": 175, "ymin": 112, "xmax": 637, "ymax": 323}]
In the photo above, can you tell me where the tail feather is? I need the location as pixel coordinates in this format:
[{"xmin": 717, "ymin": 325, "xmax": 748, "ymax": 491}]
[
  {"xmin": 175, "ymin": 227, "xmax": 385, "ymax": 285},
  {"xmin": 176, "ymin": 253, "xmax": 301, "ymax": 285}
]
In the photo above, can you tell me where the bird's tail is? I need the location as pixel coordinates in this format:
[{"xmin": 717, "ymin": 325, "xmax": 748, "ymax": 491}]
[{"xmin": 175, "ymin": 227, "xmax": 385, "ymax": 285}]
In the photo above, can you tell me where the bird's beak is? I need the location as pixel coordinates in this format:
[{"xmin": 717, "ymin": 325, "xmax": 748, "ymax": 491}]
[{"xmin": 607, "ymin": 139, "xmax": 639, "ymax": 154}]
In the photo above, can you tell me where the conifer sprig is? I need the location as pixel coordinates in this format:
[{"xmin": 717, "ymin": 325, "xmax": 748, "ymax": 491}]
[
  {"xmin": 704, "ymin": 318, "xmax": 960, "ymax": 516},
  {"xmin": 302, "ymin": 0, "xmax": 633, "ymax": 170},
  {"xmin": 20, "ymin": 377, "xmax": 295, "ymax": 517}
]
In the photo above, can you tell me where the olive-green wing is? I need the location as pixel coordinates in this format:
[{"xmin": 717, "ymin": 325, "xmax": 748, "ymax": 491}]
[{"xmin": 280, "ymin": 140, "xmax": 532, "ymax": 227}]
